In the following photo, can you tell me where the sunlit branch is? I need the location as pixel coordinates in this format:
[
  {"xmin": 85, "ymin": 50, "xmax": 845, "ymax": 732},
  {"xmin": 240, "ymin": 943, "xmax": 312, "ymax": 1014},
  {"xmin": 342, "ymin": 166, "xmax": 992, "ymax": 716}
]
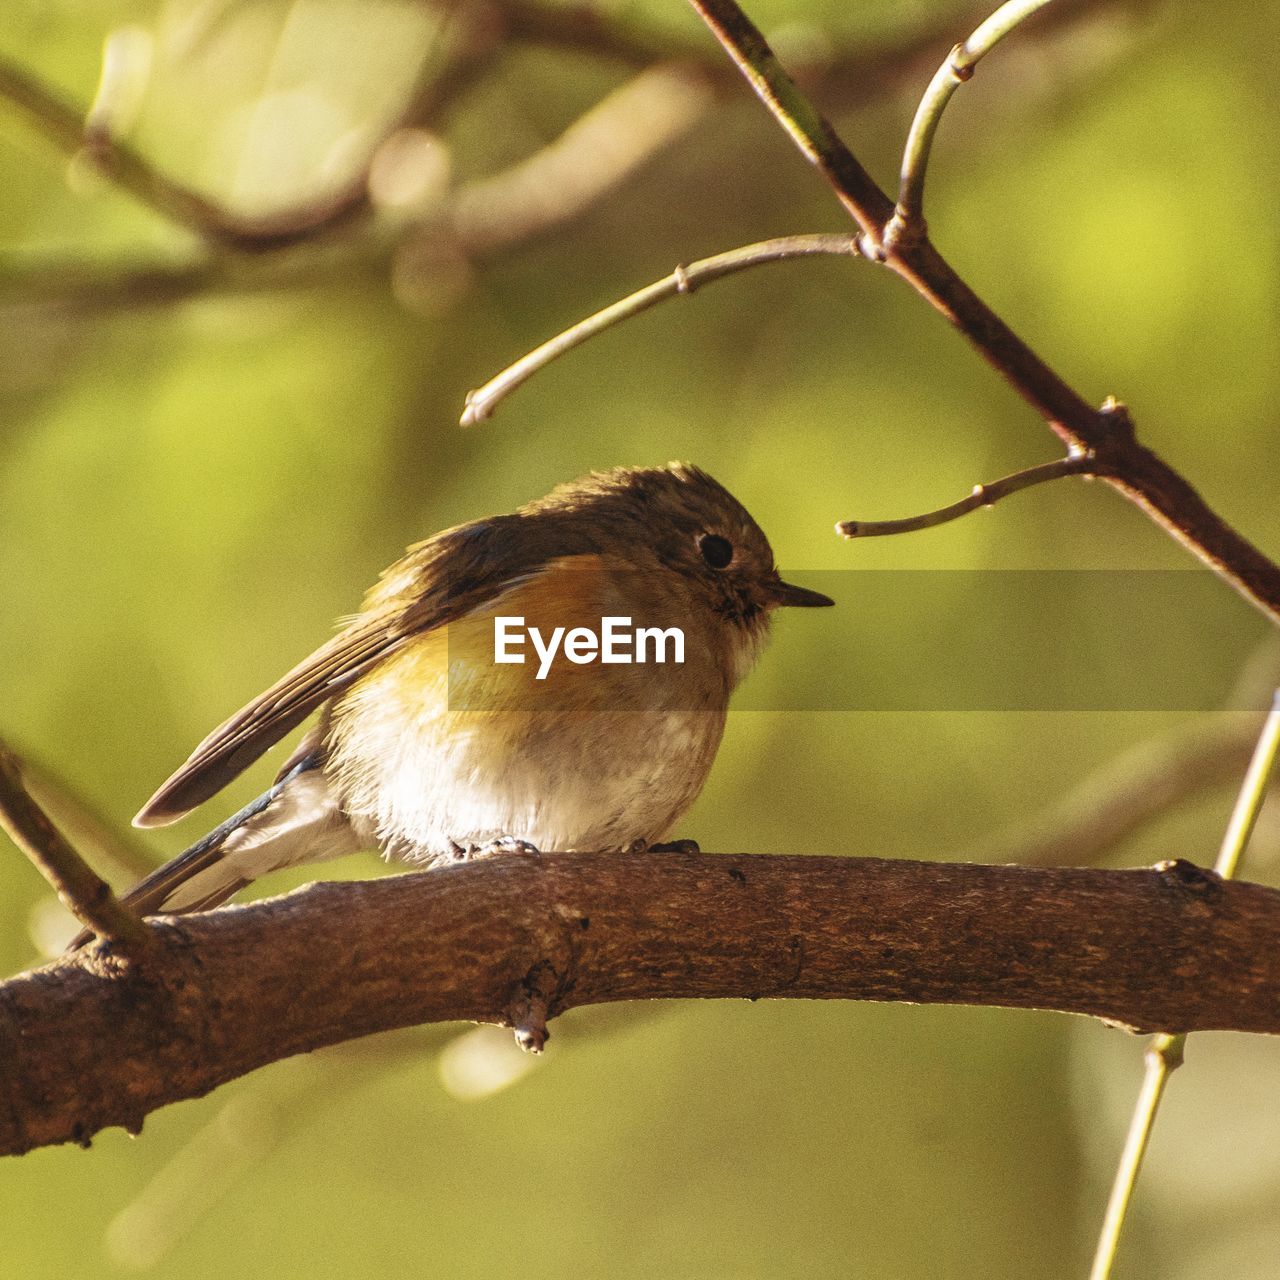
[
  {"xmin": 686, "ymin": 0, "xmax": 892, "ymax": 239},
  {"xmin": 836, "ymin": 451, "xmax": 1089, "ymax": 539},
  {"xmin": 1089, "ymin": 692, "xmax": 1280, "ymax": 1280},
  {"xmin": 446, "ymin": 62, "xmax": 712, "ymax": 257},
  {"xmin": 0, "ymin": 54, "xmax": 376, "ymax": 252},
  {"xmin": 0, "ymin": 0, "xmax": 1142, "ymax": 312},
  {"xmin": 0, "ymin": 57, "xmax": 229, "ymax": 246},
  {"xmin": 1089, "ymin": 1031, "xmax": 1183, "ymax": 1280},
  {"xmin": 889, "ymin": 0, "xmax": 1059, "ymax": 238},
  {"xmin": 460, "ymin": 234, "xmax": 858, "ymax": 424}
]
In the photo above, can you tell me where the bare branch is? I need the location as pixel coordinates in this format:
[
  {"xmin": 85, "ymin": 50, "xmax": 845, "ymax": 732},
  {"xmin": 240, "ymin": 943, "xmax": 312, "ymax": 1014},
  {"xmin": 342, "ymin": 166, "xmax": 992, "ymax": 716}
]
[
  {"xmin": 682, "ymin": 0, "xmax": 1280, "ymax": 626},
  {"xmin": 19, "ymin": 756, "xmax": 156, "ymax": 883},
  {"xmin": 836, "ymin": 451, "xmax": 1090, "ymax": 538},
  {"xmin": 1090, "ymin": 691, "xmax": 1280, "ymax": 1279},
  {"xmin": 891, "ymin": 0, "xmax": 1058, "ymax": 233},
  {"xmin": 487, "ymin": 0, "xmax": 701, "ymax": 69},
  {"xmin": 461, "ymin": 233, "xmax": 858, "ymax": 423},
  {"xmin": 1090, "ymin": 1031, "xmax": 1183, "ymax": 1280},
  {"xmin": 0, "ymin": 57, "xmax": 225, "ymax": 245},
  {"xmin": 0, "ymin": 742, "xmax": 148, "ymax": 951},
  {"xmin": 476, "ymin": 0, "xmax": 1138, "ymax": 96},
  {"xmin": 687, "ymin": 1, "xmax": 892, "ymax": 239},
  {"xmin": 3, "ymin": 851, "xmax": 1280, "ymax": 1155}
]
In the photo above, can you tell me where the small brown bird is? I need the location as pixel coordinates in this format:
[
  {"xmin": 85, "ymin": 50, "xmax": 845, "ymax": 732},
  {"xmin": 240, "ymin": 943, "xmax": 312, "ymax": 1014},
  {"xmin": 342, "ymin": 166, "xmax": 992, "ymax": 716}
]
[{"xmin": 103, "ymin": 463, "xmax": 832, "ymax": 926}]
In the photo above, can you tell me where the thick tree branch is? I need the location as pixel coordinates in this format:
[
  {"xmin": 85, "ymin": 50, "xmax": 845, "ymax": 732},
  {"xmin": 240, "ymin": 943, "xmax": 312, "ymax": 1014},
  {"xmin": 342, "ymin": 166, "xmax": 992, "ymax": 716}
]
[{"xmin": 3, "ymin": 851, "xmax": 1280, "ymax": 1156}]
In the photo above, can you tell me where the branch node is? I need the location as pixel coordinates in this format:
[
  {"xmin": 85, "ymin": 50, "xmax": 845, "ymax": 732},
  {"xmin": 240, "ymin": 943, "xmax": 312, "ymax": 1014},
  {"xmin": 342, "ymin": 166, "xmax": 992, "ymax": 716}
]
[
  {"xmin": 509, "ymin": 959, "xmax": 558, "ymax": 1054},
  {"xmin": 855, "ymin": 230, "xmax": 887, "ymax": 263},
  {"xmin": 511, "ymin": 997, "xmax": 550, "ymax": 1054},
  {"xmin": 881, "ymin": 209, "xmax": 926, "ymax": 255},
  {"xmin": 1097, "ymin": 395, "xmax": 1136, "ymax": 442},
  {"xmin": 1146, "ymin": 1031, "xmax": 1185, "ymax": 1073},
  {"xmin": 1153, "ymin": 858, "xmax": 1222, "ymax": 901},
  {"xmin": 948, "ymin": 44, "xmax": 976, "ymax": 82},
  {"xmin": 513, "ymin": 1021, "xmax": 548, "ymax": 1054}
]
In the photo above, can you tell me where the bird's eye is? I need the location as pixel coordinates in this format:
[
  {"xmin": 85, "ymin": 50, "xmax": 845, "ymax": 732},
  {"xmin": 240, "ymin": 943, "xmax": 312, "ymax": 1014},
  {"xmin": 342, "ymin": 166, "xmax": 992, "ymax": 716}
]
[{"xmin": 698, "ymin": 533, "xmax": 734, "ymax": 569}]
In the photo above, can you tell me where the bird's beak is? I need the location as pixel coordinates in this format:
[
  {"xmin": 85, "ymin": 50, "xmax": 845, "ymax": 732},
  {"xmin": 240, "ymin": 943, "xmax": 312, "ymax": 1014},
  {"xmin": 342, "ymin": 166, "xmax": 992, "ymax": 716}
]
[{"xmin": 766, "ymin": 576, "xmax": 835, "ymax": 609}]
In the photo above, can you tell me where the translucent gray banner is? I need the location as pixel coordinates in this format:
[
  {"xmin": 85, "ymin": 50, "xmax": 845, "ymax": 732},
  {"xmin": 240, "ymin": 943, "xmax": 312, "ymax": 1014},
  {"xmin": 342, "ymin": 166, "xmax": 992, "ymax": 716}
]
[{"xmin": 445, "ymin": 570, "xmax": 1267, "ymax": 712}]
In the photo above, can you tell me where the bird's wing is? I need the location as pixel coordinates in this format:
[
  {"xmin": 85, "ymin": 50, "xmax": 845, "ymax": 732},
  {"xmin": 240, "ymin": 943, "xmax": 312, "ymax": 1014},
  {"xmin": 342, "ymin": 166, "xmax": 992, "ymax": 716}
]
[
  {"xmin": 134, "ymin": 514, "xmax": 591, "ymax": 827},
  {"xmin": 133, "ymin": 610, "xmax": 418, "ymax": 827}
]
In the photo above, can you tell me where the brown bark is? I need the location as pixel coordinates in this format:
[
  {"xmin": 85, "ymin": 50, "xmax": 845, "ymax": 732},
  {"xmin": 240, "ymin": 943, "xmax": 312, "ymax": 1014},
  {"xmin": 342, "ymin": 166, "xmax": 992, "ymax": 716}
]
[{"xmin": 2, "ymin": 851, "xmax": 1279, "ymax": 1157}]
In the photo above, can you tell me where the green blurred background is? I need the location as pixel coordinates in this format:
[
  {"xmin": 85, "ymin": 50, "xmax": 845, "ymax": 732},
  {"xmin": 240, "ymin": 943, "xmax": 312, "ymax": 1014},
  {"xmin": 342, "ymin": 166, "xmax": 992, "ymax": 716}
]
[{"xmin": 2, "ymin": 0, "xmax": 1279, "ymax": 1275}]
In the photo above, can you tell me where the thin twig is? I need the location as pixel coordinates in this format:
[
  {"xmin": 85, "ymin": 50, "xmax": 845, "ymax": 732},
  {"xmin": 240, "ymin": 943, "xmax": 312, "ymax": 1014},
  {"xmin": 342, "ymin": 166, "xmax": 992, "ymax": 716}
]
[
  {"xmin": 0, "ymin": 741, "xmax": 148, "ymax": 950},
  {"xmin": 0, "ymin": 54, "xmax": 380, "ymax": 252},
  {"xmin": 20, "ymin": 756, "xmax": 156, "ymax": 882},
  {"xmin": 687, "ymin": 1, "xmax": 892, "ymax": 240},
  {"xmin": 1089, "ymin": 690, "xmax": 1280, "ymax": 1280},
  {"xmin": 0, "ymin": 58, "xmax": 231, "ymax": 246},
  {"xmin": 2, "ymin": 57, "xmax": 706, "ymax": 319},
  {"xmin": 1089, "ymin": 1030, "xmax": 1184, "ymax": 1280},
  {"xmin": 889, "ymin": 0, "xmax": 1058, "ymax": 236},
  {"xmin": 1214, "ymin": 697, "xmax": 1280, "ymax": 879},
  {"xmin": 980, "ymin": 639, "xmax": 1280, "ymax": 870},
  {"xmin": 460, "ymin": 233, "xmax": 857, "ymax": 424},
  {"xmin": 0, "ymin": 1, "xmax": 936, "ymax": 263},
  {"xmin": 836, "ymin": 451, "xmax": 1089, "ymax": 538},
  {"xmin": 489, "ymin": 0, "xmax": 698, "ymax": 69}
]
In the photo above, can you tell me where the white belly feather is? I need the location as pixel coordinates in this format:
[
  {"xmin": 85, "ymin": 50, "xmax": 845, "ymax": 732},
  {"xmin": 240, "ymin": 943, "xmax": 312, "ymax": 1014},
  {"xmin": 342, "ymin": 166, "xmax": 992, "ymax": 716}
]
[{"xmin": 331, "ymin": 700, "xmax": 725, "ymax": 860}]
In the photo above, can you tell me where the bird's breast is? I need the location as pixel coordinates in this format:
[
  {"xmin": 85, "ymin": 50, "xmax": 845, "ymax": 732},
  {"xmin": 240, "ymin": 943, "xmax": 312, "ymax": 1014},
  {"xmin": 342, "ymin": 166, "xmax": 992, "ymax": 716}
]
[{"xmin": 325, "ymin": 559, "xmax": 729, "ymax": 858}]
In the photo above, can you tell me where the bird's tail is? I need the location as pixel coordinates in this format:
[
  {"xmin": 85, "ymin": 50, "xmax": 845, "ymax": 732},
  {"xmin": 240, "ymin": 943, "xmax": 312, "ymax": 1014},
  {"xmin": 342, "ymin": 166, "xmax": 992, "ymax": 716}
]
[{"xmin": 68, "ymin": 754, "xmax": 357, "ymax": 949}]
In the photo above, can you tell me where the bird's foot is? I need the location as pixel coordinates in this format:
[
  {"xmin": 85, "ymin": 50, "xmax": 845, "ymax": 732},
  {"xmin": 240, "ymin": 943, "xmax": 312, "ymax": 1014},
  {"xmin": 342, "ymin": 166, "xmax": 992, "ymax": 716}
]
[
  {"xmin": 448, "ymin": 836, "xmax": 541, "ymax": 863},
  {"xmin": 642, "ymin": 838, "xmax": 701, "ymax": 855}
]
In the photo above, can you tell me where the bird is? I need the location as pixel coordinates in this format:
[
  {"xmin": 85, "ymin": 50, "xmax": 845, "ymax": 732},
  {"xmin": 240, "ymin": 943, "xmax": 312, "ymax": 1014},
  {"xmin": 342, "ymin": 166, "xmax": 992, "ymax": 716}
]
[{"xmin": 84, "ymin": 463, "xmax": 833, "ymax": 936}]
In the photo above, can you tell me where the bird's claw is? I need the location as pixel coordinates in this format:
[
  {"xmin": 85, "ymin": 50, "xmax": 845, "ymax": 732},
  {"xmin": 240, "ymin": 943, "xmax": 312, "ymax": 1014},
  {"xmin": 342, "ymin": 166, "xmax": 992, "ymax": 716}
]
[
  {"xmin": 448, "ymin": 836, "xmax": 541, "ymax": 862},
  {"xmin": 645, "ymin": 838, "xmax": 701, "ymax": 855}
]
